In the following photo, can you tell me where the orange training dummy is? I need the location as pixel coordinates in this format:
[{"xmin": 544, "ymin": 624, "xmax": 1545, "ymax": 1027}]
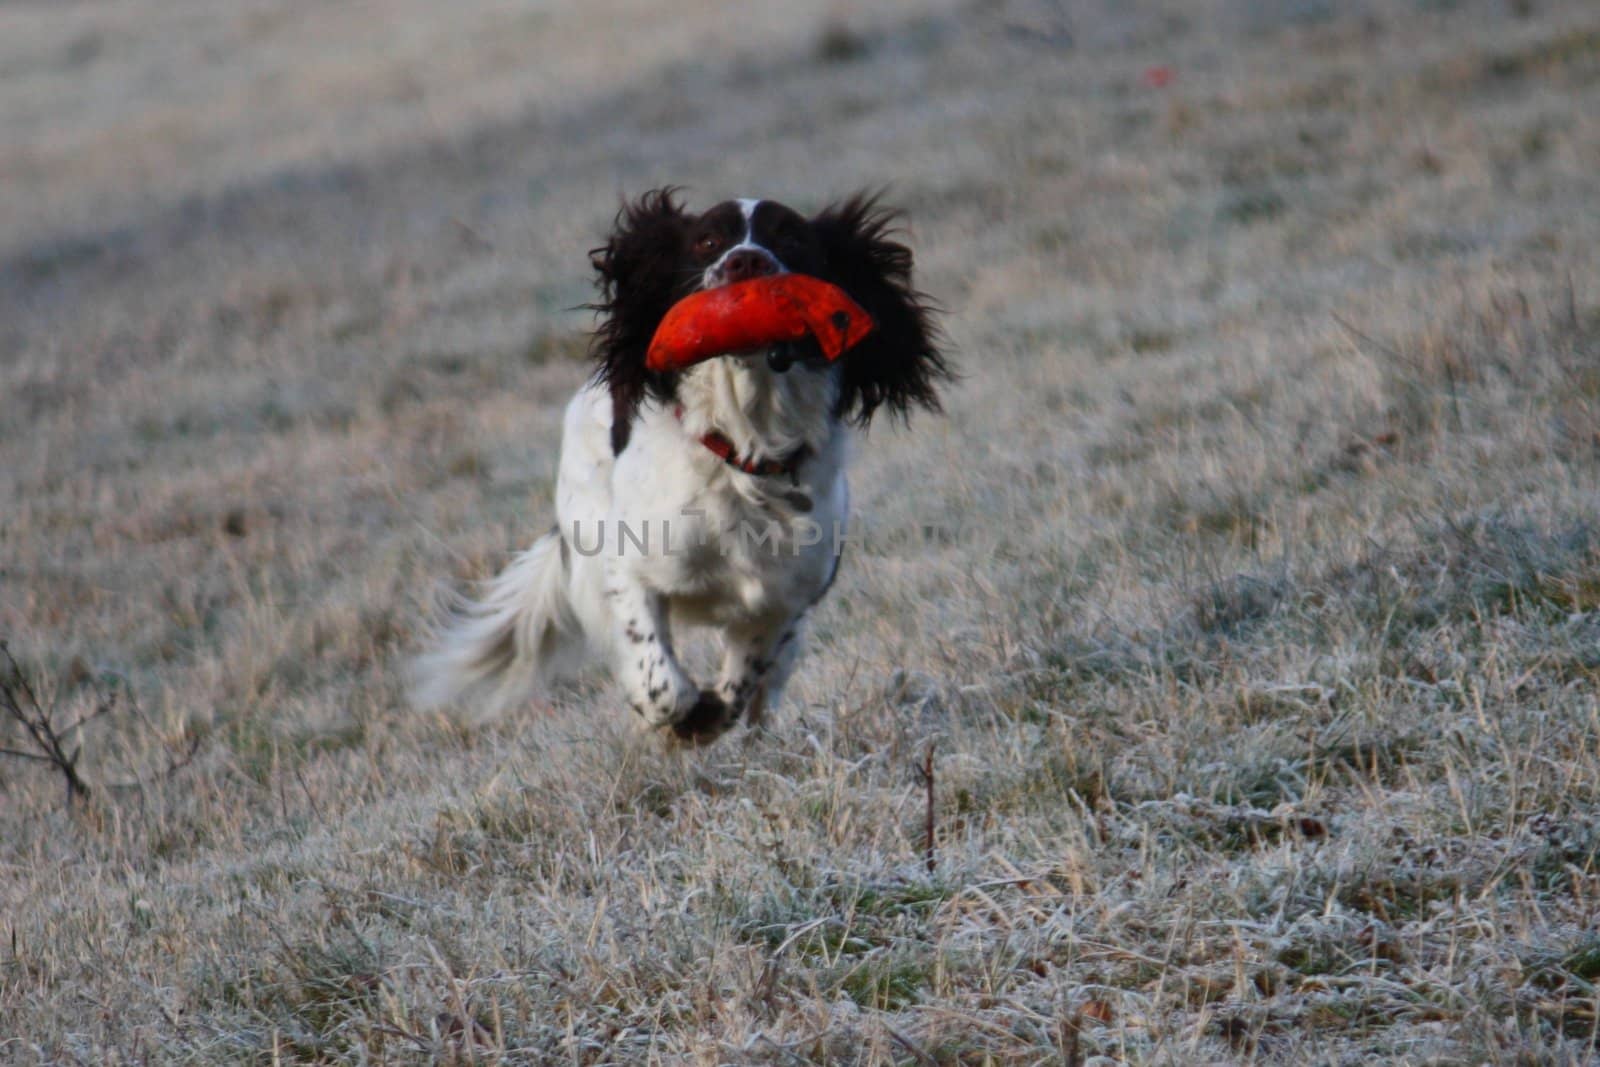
[{"xmin": 645, "ymin": 275, "xmax": 875, "ymax": 372}]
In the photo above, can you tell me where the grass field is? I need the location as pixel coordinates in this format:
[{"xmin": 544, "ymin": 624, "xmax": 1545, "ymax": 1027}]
[{"xmin": 4, "ymin": 0, "xmax": 1600, "ymax": 1062}]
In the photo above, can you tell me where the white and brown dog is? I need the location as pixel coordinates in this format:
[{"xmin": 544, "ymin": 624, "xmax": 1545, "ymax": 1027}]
[{"xmin": 414, "ymin": 190, "xmax": 948, "ymax": 744}]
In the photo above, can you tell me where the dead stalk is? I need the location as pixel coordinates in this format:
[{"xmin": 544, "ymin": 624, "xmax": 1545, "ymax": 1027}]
[{"xmin": 915, "ymin": 741, "xmax": 937, "ymax": 875}]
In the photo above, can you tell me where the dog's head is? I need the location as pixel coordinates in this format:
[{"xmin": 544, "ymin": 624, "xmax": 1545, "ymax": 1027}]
[{"xmin": 589, "ymin": 188, "xmax": 948, "ymax": 452}]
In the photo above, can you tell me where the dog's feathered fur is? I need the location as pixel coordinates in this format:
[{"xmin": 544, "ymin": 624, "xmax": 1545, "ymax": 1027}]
[{"xmin": 415, "ymin": 189, "xmax": 947, "ymax": 743}]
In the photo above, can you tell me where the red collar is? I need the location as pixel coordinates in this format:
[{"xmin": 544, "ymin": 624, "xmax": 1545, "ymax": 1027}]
[{"xmin": 673, "ymin": 405, "xmax": 810, "ymax": 479}]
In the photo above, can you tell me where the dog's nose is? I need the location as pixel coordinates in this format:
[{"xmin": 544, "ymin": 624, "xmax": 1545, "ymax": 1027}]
[{"xmin": 721, "ymin": 249, "xmax": 777, "ymax": 283}]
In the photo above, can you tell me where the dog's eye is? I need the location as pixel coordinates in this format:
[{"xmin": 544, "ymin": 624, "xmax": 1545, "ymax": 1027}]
[{"xmin": 695, "ymin": 234, "xmax": 723, "ymax": 255}]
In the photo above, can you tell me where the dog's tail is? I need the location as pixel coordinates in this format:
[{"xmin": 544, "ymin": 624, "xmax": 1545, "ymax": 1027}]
[{"xmin": 411, "ymin": 528, "xmax": 589, "ymax": 722}]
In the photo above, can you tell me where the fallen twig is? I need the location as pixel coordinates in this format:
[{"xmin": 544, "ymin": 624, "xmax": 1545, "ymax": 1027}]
[
  {"xmin": 0, "ymin": 641, "xmax": 96, "ymax": 803},
  {"xmin": 1, "ymin": 640, "xmax": 198, "ymax": 804}
]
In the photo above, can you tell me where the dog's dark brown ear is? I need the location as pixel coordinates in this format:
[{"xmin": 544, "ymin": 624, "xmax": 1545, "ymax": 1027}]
[
  {"xmin": 589, "ymin": 188, "xmax": 692, "ymax": 453},
  {"xmin": 811, "ymin": 192, "xmax": 950, "ymax": 426}
]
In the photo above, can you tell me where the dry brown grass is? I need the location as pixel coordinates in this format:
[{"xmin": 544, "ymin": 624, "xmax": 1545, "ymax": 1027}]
[{"xmin": 4, "ymin": 0, "xmax": 1600, "ymax": 1062}]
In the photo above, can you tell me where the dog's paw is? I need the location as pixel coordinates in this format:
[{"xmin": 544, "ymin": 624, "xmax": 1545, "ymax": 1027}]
[
  {"xmin": 668, "ymin": 690, "xmax": 739, "ymax": 747},
  {"xmin": 623, "ymin": 658, "xmax": 698, "ymax": 727}
]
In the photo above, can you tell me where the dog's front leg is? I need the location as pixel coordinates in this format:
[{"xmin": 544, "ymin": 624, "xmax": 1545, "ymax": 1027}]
[
  {"xmin": 606, "ymin": 573, "xmax": 697, "ymax": 727},
  {"xmin": 714, "ymin": 612, "xmax": 807, "ymax": 732}
]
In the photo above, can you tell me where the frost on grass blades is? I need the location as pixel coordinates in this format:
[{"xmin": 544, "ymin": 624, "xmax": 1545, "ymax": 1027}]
[{"xmin": 9, "ymin": 1, "xmax": 1600, "ymax": 1061}]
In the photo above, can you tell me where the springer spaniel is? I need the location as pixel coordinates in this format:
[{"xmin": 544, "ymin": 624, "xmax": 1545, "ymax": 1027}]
[{"xmin": 414, "ymin": 190, "xmax": 948, "ymax": 744}]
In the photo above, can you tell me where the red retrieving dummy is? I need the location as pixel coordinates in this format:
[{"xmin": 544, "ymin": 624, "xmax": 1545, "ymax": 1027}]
[{"xmin": 645, "ymin": 275, "xmax": 876, "ymax": 372}]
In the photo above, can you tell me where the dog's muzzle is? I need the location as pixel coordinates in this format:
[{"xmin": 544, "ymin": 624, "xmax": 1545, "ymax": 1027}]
[{"xmin": 765, "ymin": 338, "xmax": 827, "ymax": 374}]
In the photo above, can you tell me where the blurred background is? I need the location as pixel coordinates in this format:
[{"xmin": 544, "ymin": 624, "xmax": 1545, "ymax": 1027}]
[{"xmin": 5, "ymin": 1, "xmax": 1600, "ymax": 1061}]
